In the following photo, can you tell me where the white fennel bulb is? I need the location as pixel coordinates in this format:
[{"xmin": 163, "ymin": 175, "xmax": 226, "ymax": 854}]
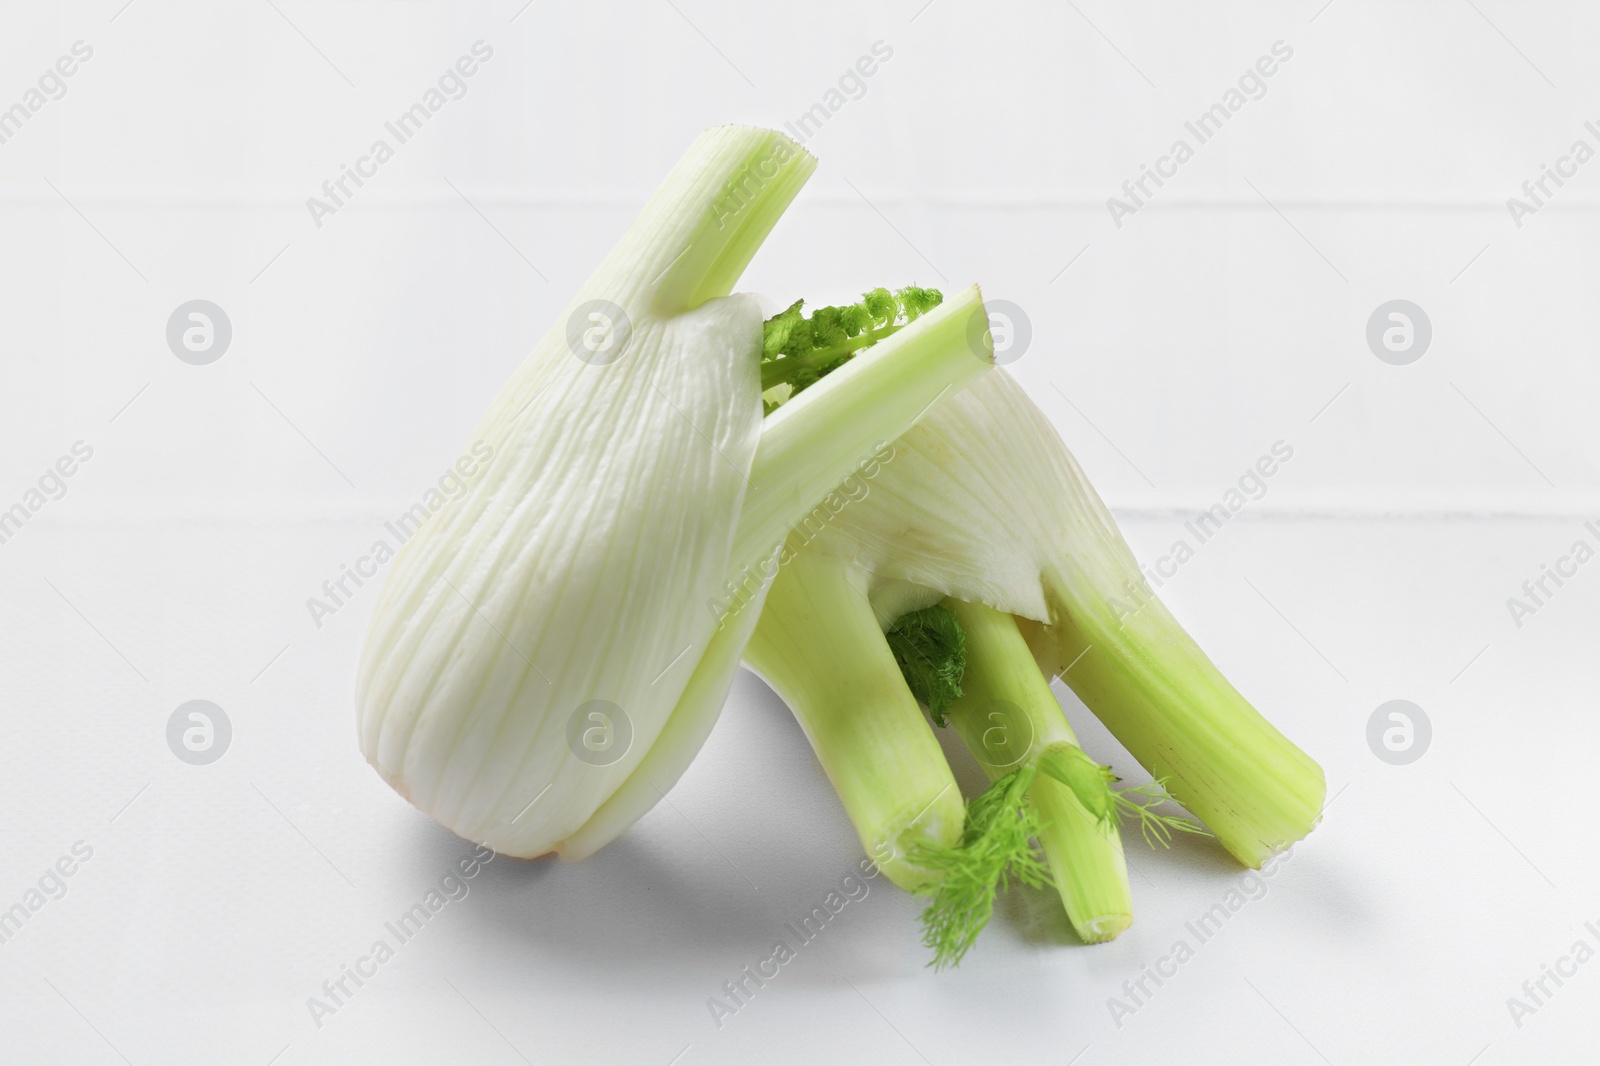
[{"xmin": 357, "ymin": 126, "xmax": 993, "ymax": 858}]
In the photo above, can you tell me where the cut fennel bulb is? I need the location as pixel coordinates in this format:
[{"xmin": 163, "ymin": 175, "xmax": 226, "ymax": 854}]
[
  {"xmin": 804, "ymin": 368, "xmax": 1325, "ymax": 868},
  {"xmin": 356, "ymin": 126, "xmax": 992, "ymax": 859}
]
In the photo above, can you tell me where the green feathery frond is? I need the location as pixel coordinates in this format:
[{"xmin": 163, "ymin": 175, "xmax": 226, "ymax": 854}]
[
  {"xmin": 761, "ymin": 286, "xmax": 945, "ymax": 400},
  {"xmin": 911, "ymin": 765, "xmax": 1050, "ymax": 970},
  {"xmin": 885, "ymin": 604, "xmax": 967, "ymax": 726},
  {"xmin": 1113, "ymin": 778, "xmax": 1212, "ymax": 849}
]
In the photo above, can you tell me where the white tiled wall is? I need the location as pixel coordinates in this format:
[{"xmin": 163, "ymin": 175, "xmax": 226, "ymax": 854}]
[{"xmin": 1, "ymin": 0, "xmax": 1592, "ymax": 523}]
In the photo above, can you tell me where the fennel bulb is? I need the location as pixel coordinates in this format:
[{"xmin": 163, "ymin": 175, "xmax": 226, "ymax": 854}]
[
  {"xmin": 356, "ymin": 126, "xmax": 993, "ymax": 858},
  {"xmin": 805, "ymin": 368, "xmax": 1325, "ymax": 868}
]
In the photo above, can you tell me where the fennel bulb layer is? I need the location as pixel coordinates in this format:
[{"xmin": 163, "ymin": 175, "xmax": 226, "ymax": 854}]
[
  {"xmin": 808, "ymin": 369, "xmax": 1325, "ymax": 867},
  {"xmin": 357, "ymin": 126, "xmax": 811, "ymax": 857}
]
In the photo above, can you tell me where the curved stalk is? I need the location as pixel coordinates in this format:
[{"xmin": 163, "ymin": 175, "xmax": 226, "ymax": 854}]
[
  {"xmin": 743, "ymin": 546, "xmax": 964, "ymax": 890},
  {"xmin": 939, "ymin": 599, "xmax": 1132, "ymax": 944},
  {"xmin": 1043, "ymin": 559, "xmax": 1324, "ymax": 868}
]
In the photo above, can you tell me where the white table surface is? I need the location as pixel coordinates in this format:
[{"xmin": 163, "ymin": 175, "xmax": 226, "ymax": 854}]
[{"xmin": 1, "ymin": 511, "xmax": 1590, "ymax": 1065}]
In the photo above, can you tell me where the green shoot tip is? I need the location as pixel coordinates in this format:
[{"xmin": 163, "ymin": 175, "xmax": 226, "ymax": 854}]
[
  {"xmin": 760, "ymin": 286, "xmax": 945, "ymax": 400},
  {"xmin": 885, "ymin": 603, "xmax": 967, "ymax": 726}
]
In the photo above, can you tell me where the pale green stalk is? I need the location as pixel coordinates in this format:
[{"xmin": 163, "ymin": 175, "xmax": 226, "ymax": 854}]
[
  {"xmin": 1042, "ymin": 559, "xmax": 1323, "ymax": 868},
  {"xmin": 940, "ymin": 599, "xmax": 1132, "ymax": 943},
  {"xmin": 744, "ymin": 545, "xmax": 963, "ymax": 890}
]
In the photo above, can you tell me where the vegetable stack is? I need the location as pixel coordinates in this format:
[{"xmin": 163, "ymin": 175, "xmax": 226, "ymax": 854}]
[{"xmin": 356, "ymin": 125, "xmax": 1324, "ymax": 967}]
